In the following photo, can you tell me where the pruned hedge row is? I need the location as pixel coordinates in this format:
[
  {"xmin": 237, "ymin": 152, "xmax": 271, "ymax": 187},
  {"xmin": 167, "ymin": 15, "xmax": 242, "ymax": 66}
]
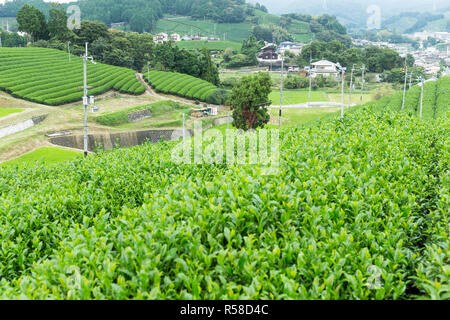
[
  {"xmin": 436, "ymin": 76, "xmax": 450, "ymax": 118},
  {"xmin": 0, "ymin": 47, "xmax": 145, "ymax": 106},
  {"xmin": 144, "ymin": 70, "xmax": 219, "ymax": 103},
  {"xmin": 0, "ymin": 107, "xmax": 448, "ymax": 299},
  {"xmin": 379, "ymin": 76, "xmax": 449, "ymax": 120}
]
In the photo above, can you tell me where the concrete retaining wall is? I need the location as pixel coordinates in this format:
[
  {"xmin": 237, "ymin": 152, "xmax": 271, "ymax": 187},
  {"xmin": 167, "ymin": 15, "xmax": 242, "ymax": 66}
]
[
  {"xmin": 0, "ymin": 114, "xmax": 47, "ymax": 139},
  {"xmin": 50, "ymin": 129, "xmax": 192, "ymax": 151},
  {"xmin": 213, "ymin": 116, "xmax": 233, "ymax": 126},
  {"xmin": 128, "ymin": 109, "xmax": 151, "ymax": 122}
]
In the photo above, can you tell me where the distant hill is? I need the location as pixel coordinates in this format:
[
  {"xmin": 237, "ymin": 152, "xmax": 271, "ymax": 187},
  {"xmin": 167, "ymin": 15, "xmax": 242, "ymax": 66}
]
[
  {"xmin": 154, "ymin": 11, "xmax": 314, "ymax": 43},
  {"xmin": 0, "ymin": 0, "xmax": 352, "ymax": 45},
  {"xmin": 383, "ymin": 11, "xmax": 450, "ymax": 34},
  {"xmin": 252, "ymin": 0, "xmax": 450, "ymax": 31}
]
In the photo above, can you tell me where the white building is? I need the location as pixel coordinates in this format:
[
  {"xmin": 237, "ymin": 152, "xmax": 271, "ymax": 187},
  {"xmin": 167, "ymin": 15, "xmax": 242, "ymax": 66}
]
[
  {"xmin": 170, "ymin": 33, "xmax": 181, "ymax": 42},
  {"xmin": 435, "ymin": 32, "xmax": 450, "ymax": 43},
  {"xmin": 279, "ymin": 41, "xmax": 304, "ymax": 56},
  {"xmin": 154, "ymin": 33, "xmax": 168, "ymax": 43},
  {"xmin": 308, "ymin": 60, "xmax": 339, "ymax": 78}
]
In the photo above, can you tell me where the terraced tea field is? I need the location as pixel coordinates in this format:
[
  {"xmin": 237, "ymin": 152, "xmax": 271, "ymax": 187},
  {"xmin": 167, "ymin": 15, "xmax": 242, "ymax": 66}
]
[
  {"xmin": 0, "ymin": 48, "xmax": 145, "ymax": 106},
  {"xmin": 144, "ymin": 70, "xmax": 219, "ymax": 102},
  {"xmin": 0, "ymin": 106, "xmax": 448, "ymax": 299},
  {"xmin": 373, "ymin": 77, "xmax": 450, "ymax": 120}
]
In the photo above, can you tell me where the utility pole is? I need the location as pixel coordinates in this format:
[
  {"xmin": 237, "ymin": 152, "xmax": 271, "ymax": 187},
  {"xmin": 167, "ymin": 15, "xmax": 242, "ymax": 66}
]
[
  {"xmin": 340, "ymin": 67, "xmax": 346, "ymax": 119},
  {"xmin": 409, "ymin": 73, "xmax": 412, "ymax": 89},
  {"xmin": 279, "ymin": 54, "xmax": 284, "ymax": 128},
  {"xmin": 147, "ymin": 61, "xmax": 149, "ymax": 82},
  {"xmin": 182, "ymin": 113, "xmax": 185, "ymax": 144},
  {"xmin": 336, "ymin": 63, "xmax": 346, "ymax": 119},
  {"xmin": 68, "ymin": 41, "xmax": 71, "ymax": 62},
  {"xmin": 419, "ymin": 77, "xmax": 424, "ymax": 118},
  {"xmin": 308, "ymin": 52, "xmax": 312, "ymax": 106},
  {"xmin": 401, "ymin": 56, "xmax": 408, "ymax": 110},
  {"xmin": 360, "ymin": 65, "xmax": 365, "ymax": 106},
  {"xmin": 81, "ymin": 43, "xmax": 96, "ymax": 157},
  {"xmin": 349, "ymin": 64, "xmax": 355, "ymax": 106}
]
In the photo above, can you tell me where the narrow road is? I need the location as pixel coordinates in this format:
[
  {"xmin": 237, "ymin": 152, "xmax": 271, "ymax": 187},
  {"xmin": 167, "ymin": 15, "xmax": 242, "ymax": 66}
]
[{"xmin": 269, "ymin": 102, "xmax": 357, "ymax": 109}]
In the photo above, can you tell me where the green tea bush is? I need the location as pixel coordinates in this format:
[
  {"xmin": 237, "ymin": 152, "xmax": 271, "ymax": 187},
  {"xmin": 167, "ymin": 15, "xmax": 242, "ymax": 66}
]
[
  {"xmin": 0, "ymin": 47, "xmax": 145, "ymax": 105},
  {"xmin": 144, "ymin": 70, "xmax": 224, "ymax": 104},
  {"xmin": 0, "ymin": 107, "xmax": 448, "ymax": 300},
  {"xmin": 95, "ymin": 105, "xmax": 152, "ymax": 126},
  {"xmin": 436, "ymin": 77, "xmax": 450, "ymax": 118},
  {"xmin": 422, "ymin": 82, "xmax": 437, "ymax": 120}
]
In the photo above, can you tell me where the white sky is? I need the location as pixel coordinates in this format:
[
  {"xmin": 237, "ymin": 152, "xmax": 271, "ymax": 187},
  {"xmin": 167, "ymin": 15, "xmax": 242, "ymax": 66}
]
[{"xmin": 0, "ymin": 0, "xmax": 76, "ymax": 4}]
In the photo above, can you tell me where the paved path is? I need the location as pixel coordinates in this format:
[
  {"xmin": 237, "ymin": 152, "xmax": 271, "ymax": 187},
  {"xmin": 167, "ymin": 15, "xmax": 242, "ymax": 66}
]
[{"xmin": 269, "ymin": 102, "xmax": 357, "ymax": 109}]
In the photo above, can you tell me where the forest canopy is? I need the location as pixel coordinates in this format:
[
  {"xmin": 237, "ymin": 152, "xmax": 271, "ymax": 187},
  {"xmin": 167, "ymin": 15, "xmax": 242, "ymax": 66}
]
[{"xmin": 0, "ymin": 0, "xmax": 265, "ymax": 32}]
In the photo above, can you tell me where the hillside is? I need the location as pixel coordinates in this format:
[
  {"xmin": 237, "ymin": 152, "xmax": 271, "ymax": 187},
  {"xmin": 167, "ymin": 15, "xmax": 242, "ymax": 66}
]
[
  {"xmin": 254, "ymin": 0, "xmax": 450, "ymax": 29},
  {"xmin": 0, "ymin": 0, "xmax": 346, "ymax": 44},
  {"xmin": 0, "ymin": 0, "xmax": 267, "ymax": 33},
  {"xmin": 372, "ymin": 77, "xmax": 450, "ymax": 120},
  {"xmin": 0, "ymin": 47, "xmax": 145, "ymax": 105},
  {"xmin": 143, "ymin": 70, "xmax": 221, "ymax": 103},
  {"xmin": 0, "ymin": 103, "xmax": 448, "ymax": 299},
  {"xmin": 154, "ymin": 16, "xmax": 253, "ymax": 43},
  {"xmin": 382, "ymin": 11, "xmax": 450, "ymax": 34}
]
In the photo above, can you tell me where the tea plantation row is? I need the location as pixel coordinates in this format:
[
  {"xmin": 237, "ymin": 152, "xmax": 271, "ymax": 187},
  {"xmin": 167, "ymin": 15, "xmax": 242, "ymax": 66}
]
[
  {"xmin": 375, "ymin": 76, "xmax": 449, "ymax": 119},
  {"xmin": 0, "ymin": 106, "xmax": 448, "ymax": 299},
  {"xmin": 144, "ymin": 70, "xmax": 219, "ymax": 103},
  {"xmin": 0, "ymin": 47, "xmax": 145, "ymax": 106}
]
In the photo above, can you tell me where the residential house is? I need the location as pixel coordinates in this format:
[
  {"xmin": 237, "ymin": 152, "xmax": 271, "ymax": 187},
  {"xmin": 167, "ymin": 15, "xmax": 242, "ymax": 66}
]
[
  {"xmin": 279, "ymin": 42, "xmax": 304, "ymax": 56},
  {"xmin": 308, "ymin": 60, "xmax": 339, "ymax": 78},
  {"xmin": 257, "ymin": 45, "xmax": 282, "ymax": 67},
  {"xmin": 170, "ymin": 33, "xmax": 181, "ymax": 42},
  {"xmin": 154, "ymin": 33, "xmax": 168, "ymax": 43}
]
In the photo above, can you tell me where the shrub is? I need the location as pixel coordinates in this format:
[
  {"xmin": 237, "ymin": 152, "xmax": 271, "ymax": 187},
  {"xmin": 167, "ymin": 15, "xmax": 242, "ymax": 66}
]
[
  {"xmin": 206, "ymin": 89, "xmax": 230, "ymax": 105},
  {"xmin": 95, "ymin": 105, "xmax": 152, "ymax": 126}
]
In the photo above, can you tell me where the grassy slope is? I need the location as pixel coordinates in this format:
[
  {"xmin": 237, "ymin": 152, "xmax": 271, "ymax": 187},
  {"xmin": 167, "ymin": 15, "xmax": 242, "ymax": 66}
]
[
  {"xmin": 154, "ymin": 18, "xmax": 253, "ymax": 43},
  {"xmin": 0, "ymin": 107, "xmax": 22, "ymax": 118},
  {"xmin": 154, "ymin": 11, "xmax": 313, "ymax": 43},
  {"xmin": 176, "ymin": 40, "xmax": 242, "ymax": 52},
  {"xmin": 269, "ymin": 90, "xmax": 328, "ymax": 105},
  {"xmin": 1, "ymin": 147, "xmax": 81, "ymax": 166},
  {"xmin": 95, "ymin": 100, "xmax": 192, "ymax": 128},
  {"xmin": 268, "ymin": 89, "xmax": 376, "ymax": 105}
]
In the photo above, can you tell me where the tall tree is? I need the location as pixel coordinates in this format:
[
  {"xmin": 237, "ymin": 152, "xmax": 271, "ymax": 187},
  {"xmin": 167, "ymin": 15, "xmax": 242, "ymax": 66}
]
[
  {"xmin": 16, "ymin": 4, "xmax": 49, "ymax": 42},
  {"xmin": 47, "ymin": 3, "xmax": 71, "ymax": 41},
  {"xmin": 200, "ymin": 47, "xmax": 220, "ymax": 86},
  {"xmin": 74, "ymin": 21, "xmax": 110, "ymax": 45},
  {"xmin": 229, "ymin": 72, "xmax": 272, "ymax": 130}
]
